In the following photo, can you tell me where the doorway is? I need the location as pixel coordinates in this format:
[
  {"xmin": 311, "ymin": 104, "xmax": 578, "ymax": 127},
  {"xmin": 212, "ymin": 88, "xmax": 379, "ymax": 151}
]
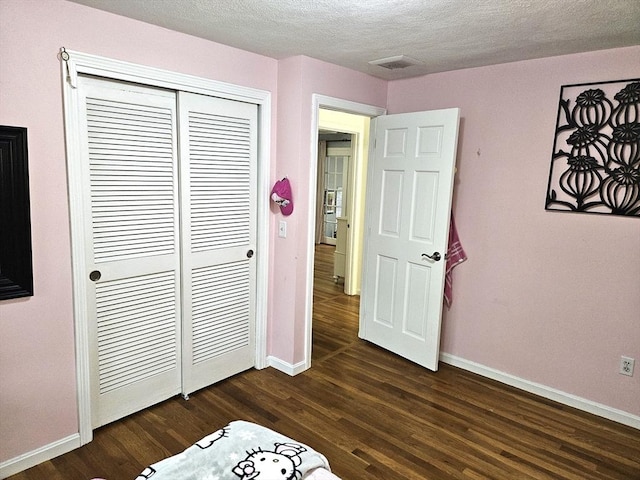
[
  {"xmin": 305, "ymin": 96, "xmax": 386, "ymax": 369},
  {"xmin": 315, "ymin": 108, "xmax": 373, "ymax": 295},
  {"xmin": 307, "ymin": 98, "xmax": 459, "ymax": 372},
  {"xmin": 313, "ymin": 130, "xmax": 355, "ymax": 361},
  {"xmin": 317, "ymin": 133, "xmax": 351, "ymax": 247}
]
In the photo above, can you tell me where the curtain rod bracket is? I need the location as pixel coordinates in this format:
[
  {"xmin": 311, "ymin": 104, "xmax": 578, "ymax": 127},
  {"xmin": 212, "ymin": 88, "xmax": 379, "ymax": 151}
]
[{"xmin": 60, "ymin": 47, "xmax": 77, "ymax": 89}]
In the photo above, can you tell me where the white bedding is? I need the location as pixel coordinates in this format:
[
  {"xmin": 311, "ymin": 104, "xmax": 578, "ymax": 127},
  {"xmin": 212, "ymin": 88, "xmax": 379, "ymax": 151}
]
[{"xmin": 130, "ymin": 420, "xmax": 340, "ymax": 480}]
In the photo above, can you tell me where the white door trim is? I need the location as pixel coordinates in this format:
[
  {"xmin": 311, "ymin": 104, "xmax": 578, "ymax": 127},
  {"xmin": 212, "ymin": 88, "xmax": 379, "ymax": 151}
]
[
  {"xmin": 61, "ymin": 49, "xmax": 271, "ymax": 445},
  {"xmin": 305, "ymin": 95, "xmax": 386, "ymax": 370}
]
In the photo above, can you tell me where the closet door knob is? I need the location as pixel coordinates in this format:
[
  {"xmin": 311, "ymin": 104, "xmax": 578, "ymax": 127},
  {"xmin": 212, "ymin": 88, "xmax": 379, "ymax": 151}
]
[
  {"xmin": 246, "ymin": 249, "xmax": 254, "ymax": 258},
  {"xmin": 422, "ymin": 252, "xmax": 441, "ymax": 262},
  {"xmin": 89, "ymin": 270, "xmax": 102, "ymax": 281}
]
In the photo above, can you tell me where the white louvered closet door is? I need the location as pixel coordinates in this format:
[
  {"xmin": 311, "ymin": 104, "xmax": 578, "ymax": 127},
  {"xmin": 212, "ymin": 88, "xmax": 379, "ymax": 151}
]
[
  {"xmin": 178, "ymin": 92, "xmax": 257, "ymax": 396},
  {"xmin": 78, "ymin": 76, "xmax": 182, "ymax": 427}
]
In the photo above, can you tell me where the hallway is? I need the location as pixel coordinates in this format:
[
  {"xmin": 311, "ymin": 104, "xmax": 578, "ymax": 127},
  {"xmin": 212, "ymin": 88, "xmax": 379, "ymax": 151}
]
[{"xmin": 312, "ymin": 244, "xmax": 360, "ymax": 362}]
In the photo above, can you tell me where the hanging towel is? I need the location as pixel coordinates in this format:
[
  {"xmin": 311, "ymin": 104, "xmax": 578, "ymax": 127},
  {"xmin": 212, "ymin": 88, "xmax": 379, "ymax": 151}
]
[{"xmin": 444, "ymin": 214, "xmax": 467, "ymax": 307}]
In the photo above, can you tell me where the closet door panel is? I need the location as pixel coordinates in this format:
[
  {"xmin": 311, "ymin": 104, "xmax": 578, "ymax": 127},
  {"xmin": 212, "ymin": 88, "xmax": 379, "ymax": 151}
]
[
  {"xmin": 179, "ymin": 92, "xmax": 257, "ymax": 395},
  {"xmin": 78, "ymin": 76, "xmax": 182, "ymax": 427}
]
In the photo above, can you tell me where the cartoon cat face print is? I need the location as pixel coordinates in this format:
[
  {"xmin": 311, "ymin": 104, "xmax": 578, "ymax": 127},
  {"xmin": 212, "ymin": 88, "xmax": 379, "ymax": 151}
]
[{"xmin": 232, "ymin": 442, "xmax": 306, "ymax": 480}]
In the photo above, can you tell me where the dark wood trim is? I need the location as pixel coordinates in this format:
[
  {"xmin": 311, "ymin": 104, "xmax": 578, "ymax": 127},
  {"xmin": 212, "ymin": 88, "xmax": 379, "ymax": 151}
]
[{"xmin": 0, "ymin": 125, "xmax": 33, "ymax": 300}]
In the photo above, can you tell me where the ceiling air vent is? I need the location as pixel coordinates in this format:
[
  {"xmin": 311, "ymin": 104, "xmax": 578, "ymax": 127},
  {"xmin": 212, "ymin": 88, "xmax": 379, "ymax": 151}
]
[{"xmin": 368, "ymin": 55, "xmax": 423, "ymax": 70}]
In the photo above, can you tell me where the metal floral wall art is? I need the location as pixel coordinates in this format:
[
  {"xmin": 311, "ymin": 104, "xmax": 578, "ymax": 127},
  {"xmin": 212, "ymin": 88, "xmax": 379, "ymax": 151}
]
[{"xmin": 545, "ymin": 79, "xmax": 640, "ymax": 217}]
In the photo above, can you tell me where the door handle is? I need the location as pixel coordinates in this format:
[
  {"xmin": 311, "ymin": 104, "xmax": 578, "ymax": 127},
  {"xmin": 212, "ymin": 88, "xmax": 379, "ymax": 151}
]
[
  {"xmin": 89, "ymin": 270, "xmax": 102, "ymax": 281},
  {"xmin": 422, "ymin": 252, "xmax": 441, "ymax": 262},
  {"xmin": 246, "ymin": 249, "xmax": 254, "ymax": 258}
]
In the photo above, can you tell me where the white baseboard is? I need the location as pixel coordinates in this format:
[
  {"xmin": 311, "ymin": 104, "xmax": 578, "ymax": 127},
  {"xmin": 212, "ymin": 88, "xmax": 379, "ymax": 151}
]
[
  {"xmin": 440, "ymin": 352, "xmax": 640, "ymax": 430},
  {"xmin": 267, "ymin": 355, "xmax": 308, "ymax": 376},
  {"xmin": 0, "ymin": 434, "xmax": 80, "ymax": 479}
]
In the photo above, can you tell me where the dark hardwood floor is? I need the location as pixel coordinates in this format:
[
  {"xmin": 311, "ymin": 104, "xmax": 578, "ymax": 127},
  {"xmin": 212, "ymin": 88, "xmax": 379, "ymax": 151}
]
[
  {"xmin": 9, "ymin": 244, "xmax": 640, "ymax": 479},
  {"xmin": 311, "ymin": 243, "xmax": 361, "ymax": 363}
]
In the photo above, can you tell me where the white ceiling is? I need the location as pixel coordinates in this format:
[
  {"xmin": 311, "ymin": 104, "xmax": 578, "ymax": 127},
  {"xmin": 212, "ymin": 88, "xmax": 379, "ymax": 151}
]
[{"xmin": 68, "ymin": 0, "xmax": 640, "ymax": 80}]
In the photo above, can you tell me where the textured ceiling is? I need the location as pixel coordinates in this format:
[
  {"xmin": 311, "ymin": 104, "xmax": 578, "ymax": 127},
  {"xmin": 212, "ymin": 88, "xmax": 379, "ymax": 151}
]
[{"xmin": 68, "ymin": 0, "xmax": 640, "ymax": 80}]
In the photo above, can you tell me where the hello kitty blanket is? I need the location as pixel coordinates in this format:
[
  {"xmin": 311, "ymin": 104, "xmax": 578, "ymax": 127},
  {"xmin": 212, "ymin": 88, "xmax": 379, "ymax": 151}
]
[{"xmin": 133, "ymin": 420, "xmax": 333, "ymax": 480}]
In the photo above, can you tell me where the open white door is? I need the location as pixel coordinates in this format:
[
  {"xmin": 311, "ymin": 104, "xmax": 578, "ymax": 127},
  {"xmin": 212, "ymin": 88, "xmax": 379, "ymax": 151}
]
[{"xmin": 359, "ymin": 108, "xmax": 460, "ymax": 371}]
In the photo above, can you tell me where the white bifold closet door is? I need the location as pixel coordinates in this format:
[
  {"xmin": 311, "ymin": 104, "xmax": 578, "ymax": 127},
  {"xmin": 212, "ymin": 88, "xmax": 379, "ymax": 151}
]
[
  {"xmin": 178, "ymin": 92, "xmax": 256, "ymax": 396},
  {"xmin": 77, "ymin": 76, "xmax": 257, "ymax": 428}
]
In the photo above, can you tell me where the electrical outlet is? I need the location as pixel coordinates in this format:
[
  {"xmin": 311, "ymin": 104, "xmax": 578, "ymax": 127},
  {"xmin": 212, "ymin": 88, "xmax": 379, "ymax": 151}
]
[{"xmin": 620, "ymin": 356, "xmax": 635, "ymax": 377}]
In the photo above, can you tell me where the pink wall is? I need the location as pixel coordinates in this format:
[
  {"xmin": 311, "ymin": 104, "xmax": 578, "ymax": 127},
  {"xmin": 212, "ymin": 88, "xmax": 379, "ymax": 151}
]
[
  {"xmin": 272, "ymin": 56, "xmax": 387, "ymax": 364},
  {"xmin": 2, "ymin": 0, "xmax": 637, "ymax": 471},
  {"xmin": 0, "ymin": 0, "xmax": 386, "ymax": 465},
  {"xmin": 0, "ymin": 0, "xmax": 277, "ymax": 463},
  {"xmin": 387, "ymin": 46, "xmax": 640, "ymax": 416}
]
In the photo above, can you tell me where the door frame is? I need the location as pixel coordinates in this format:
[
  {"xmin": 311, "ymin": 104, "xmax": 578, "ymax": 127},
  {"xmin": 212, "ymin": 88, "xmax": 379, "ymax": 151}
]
[
  {"xmin": 304, "ymin": 95, "xmax": 386, "ymax": 370},
  {"xmin": 61, "ymin": 49, "xmax": 271, "ymax": 445},
  {"xmin": 320, "ymin": 144, "xmax": 350, "ymax": 246}
]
